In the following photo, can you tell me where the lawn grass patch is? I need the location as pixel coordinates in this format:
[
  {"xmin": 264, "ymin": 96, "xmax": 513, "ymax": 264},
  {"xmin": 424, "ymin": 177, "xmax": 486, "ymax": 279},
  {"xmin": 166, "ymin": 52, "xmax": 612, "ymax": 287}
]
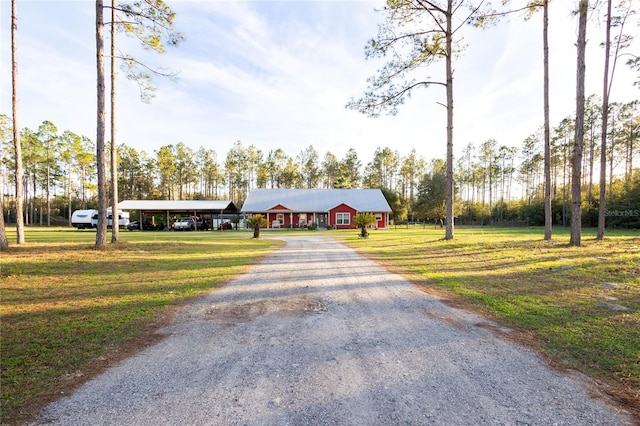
[
  {"xmin": 335, "ymin": 226, "xmax": 640, "ymax": 415},
  {"xmin": 1, "ymin": 228, "xmax": 283, "ymax": 425}
]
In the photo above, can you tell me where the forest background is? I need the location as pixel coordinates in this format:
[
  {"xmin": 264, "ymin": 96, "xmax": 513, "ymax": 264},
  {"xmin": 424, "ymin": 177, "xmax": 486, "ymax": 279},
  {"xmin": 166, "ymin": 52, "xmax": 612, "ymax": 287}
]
[
  {"xmin": 1, "ymin": 0, "xmax": 639, "ymax": 231},
  {"xmin": 1, "ymin": 93, "xmax": 639, "ymax": 230}
]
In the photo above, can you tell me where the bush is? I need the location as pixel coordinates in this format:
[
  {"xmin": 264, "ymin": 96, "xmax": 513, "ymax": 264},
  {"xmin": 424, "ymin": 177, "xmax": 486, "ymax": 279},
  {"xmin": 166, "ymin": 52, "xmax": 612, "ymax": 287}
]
[
  {"xmin": 354, "ymin": 213, "xmax": 376, "ymax": 239},
  {"xmin": 246, "ymin": 214, "xmax": 268, "ymax": 238},
  {"xmin": 308, "ymin": 222, "xmax": 318, "ymax": 231}
]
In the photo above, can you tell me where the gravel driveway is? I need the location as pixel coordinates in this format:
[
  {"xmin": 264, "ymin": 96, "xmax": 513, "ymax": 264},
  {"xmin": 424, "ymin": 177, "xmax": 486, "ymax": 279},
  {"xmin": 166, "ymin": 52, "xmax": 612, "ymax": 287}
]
[{"xmin": 33, "ymin": 235, "xmax": 633, "ymax": 425}]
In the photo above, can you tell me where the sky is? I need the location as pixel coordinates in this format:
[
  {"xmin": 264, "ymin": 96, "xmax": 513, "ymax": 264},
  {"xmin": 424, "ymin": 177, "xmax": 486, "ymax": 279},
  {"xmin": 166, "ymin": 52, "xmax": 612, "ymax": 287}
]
[{"xmin": 0, "ymin": 0, "xmax": 638, "ymax": 166}]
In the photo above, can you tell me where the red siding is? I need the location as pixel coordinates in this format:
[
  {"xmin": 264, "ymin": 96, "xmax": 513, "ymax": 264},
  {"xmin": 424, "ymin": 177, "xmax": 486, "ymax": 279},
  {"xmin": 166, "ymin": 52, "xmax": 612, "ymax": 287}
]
[
  {"xmin": 263, "ymin": 204, "xmax": 387, "ymax": 229},
  {"xmin": 270, "ymin": 204, "xmax": 289, "ymax": 211},
  {"xmin": 266, "ymin": 212, "xmax": 315, "ymax": 228},
  {"xmin": 329, "ymin": 204, "xmax": 358, "ymax": 229}
]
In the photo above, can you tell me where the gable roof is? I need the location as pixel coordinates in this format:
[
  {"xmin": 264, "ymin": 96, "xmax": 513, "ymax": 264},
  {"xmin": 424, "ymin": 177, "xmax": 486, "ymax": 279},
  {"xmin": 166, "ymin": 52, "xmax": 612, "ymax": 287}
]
[
  {"xmin": 241, "ymin": 189, "xmax": 391, "ymax": 213},
  {"xmin": 267, "ymin": 203, "xmax": 293, "ymax": 212}
]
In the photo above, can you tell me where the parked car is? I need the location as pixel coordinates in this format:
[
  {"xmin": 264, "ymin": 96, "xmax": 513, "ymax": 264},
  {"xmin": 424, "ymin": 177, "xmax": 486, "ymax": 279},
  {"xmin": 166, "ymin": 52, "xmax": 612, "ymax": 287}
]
[
  {"xmin": 174, "ymin": 216, "xmax": 203, "ymax": 231},
  {"xmin": 217, "ymin": 221, "xmax": 232, "ymax": 230},
  {"xmin": 127, "ymin": 221, "xmax": 160, "ymax": 231}
]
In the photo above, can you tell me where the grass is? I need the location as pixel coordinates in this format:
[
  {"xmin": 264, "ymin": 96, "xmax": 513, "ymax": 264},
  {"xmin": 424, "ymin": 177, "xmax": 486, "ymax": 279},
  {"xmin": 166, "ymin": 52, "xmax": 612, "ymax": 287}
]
[
  {"xmin": 334, "ymin": 226, "xmax": 640, "ymax": 416},
  {"xmin": 2, "ymin": 226, "xmax": 639, "ymax": 423},
  {"xmin": 0, "ymin": 228, "xmax": 284, "ymax": 425}
]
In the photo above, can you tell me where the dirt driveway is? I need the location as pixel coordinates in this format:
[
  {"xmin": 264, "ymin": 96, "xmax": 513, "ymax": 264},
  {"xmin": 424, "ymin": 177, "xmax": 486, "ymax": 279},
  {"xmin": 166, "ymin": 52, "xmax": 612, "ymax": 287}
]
[{"xmin": 33, "ymin": 235, "xmax": 633, "ymax": 425}]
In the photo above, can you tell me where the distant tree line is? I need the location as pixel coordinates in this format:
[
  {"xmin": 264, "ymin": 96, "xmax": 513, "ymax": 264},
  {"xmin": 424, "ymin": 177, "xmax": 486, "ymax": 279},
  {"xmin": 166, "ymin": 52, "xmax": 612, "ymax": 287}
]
[
  {"xmin": 456, "ymin": 97, "xmax": 640, "ymax": 228},
  {"xmin": 1, "ymin": 95, "xmax": 638, "ymax": 228}
]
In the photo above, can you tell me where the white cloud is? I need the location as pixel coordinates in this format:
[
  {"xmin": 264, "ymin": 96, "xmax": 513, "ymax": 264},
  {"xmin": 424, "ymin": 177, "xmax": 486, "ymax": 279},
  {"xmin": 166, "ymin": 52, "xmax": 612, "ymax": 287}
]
[{"xmin": 1, "ymin": 0, "xmax": 638, "ymax": 168}]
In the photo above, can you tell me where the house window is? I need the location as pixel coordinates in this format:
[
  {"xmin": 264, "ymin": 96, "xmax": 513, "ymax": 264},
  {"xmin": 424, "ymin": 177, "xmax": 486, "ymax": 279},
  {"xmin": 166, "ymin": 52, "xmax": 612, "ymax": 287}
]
[
  {"xmin": 276, "ymin": 213, "xmax": 284, "ymax": 223},
  {"xmin": 375, "ymin": 214, "xmax": 382, "ymax": 221},
  {"xmin": 335, "ymin": 212, "xmax": 350, "ymax": 225}
]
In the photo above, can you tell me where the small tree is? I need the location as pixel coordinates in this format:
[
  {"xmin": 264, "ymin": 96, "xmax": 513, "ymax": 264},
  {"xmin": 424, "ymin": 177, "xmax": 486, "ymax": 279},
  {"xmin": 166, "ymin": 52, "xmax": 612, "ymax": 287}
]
[
  {"xmin": 246, "ymin": 214, "xmax": 268, "ymax": 239},
  {"xmin": 354, "ymin": 213, "xmax": 376, "ymax": 239}
]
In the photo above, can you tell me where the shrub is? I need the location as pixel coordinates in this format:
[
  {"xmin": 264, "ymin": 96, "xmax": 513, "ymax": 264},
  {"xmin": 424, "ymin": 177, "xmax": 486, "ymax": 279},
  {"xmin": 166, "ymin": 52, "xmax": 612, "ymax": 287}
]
[
  {"xmin": 354, "ymin": 213, "xmax": 376, "ymax": 238},
  {"xmin": 246, "ymin": 214, "xmax": 268, "ymax": 238}
]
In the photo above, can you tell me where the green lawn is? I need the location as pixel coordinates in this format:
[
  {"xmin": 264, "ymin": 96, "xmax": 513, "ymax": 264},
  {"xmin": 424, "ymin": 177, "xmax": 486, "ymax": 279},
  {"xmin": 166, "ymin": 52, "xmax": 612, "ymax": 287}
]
[
  {"xmin": 334, "ymin": 226, "xmax": 640, "ymax": 417},
  {"xmin": 0, "ymin": 228, "xmax": 284, "ymax": 425},
  {"xmin": 2, "ymin": 226, "xmax": 639, "ymax": 423}
]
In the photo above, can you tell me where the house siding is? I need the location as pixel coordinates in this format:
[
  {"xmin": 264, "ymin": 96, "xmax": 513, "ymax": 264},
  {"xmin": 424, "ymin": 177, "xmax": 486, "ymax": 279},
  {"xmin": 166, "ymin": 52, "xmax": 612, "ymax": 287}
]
[
  {"xmin": 242, "ymin": 189, "xmax": 391, "ymax": 230},
  {"xmin": 262, "ymin": 209, "xmax": 388, "ymax": 229},
  {"xmin": 329, "ymin": 204, "xmax": 358, "ymax": 229},
  {"xmin": 265, "ymin": 211, "xmax": 320, "ymax": 228}
]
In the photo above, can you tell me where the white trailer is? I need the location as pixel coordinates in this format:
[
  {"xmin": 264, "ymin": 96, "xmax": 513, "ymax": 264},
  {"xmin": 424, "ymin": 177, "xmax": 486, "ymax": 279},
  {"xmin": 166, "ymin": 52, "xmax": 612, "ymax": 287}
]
[
  {"xmin": 71, "ymin": 209, "xmax": 98, "ymax": 229},
  {"xmin": 90, "ymin": 209, "xmax": 130, "ymax": 229}
]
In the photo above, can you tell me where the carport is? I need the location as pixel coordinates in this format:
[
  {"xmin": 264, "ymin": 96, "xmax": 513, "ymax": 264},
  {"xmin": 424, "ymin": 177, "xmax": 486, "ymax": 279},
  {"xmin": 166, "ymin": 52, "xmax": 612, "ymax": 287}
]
[{"xmin": 118, "ymin": 200, "xmax": 238, "ymax": 230}]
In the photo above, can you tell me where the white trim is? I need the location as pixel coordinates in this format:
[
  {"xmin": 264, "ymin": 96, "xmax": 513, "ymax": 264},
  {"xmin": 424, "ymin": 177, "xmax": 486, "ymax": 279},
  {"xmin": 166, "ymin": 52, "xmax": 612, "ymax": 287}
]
[
  {"xmin": 335, "ymin": 212, "xmax": 351, "ymax": 225},
  {"xmin": 326, "ymin": 202, "xmax": 356, "ymax": 213},
  {"xmin": 266, "ymin": 203, "xmax": 292, "ymax": 212}
]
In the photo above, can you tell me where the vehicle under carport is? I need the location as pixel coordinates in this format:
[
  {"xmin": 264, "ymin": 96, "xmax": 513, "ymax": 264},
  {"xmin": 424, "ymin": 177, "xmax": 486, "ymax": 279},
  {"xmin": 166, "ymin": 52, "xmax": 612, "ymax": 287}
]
[{"xmin": 117, "ymin": 200, "xmax": 238, "ymax": 231}]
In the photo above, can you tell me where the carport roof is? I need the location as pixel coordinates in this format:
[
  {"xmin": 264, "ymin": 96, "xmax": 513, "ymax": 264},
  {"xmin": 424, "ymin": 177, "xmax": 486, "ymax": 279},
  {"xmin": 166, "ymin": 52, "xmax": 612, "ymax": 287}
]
[
  {"xmin": 241, "ymin": 189, "xmax": 391, "ymax": 213},
  {"xmin": 118, "ymin": 200, "xmax": 237, "ymax": 213}
]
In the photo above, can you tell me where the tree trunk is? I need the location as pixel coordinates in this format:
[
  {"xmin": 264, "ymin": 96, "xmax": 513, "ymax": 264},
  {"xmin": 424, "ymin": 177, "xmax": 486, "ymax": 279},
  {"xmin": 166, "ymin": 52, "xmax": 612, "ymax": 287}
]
[
  {"xmin": 11, "ymin": 0, "xmax": 24, "ymax": 244},
  {"xmin": 31, "ymin": 173, "xmax": 36, "ymax": 225},
  {"xmin": 81, "ymin": 167, "xmax": 87, "ymax": 209},
  {"xmin": 110, "ymin": 0, "xmax": 119, "ymax": 243},
  {"xmin": 67, "ymin": 167, "xmax": 72, "ymax": 227},
  {"xmin": 563, "ymin": 135, "xmax": 569, "ymax": 227},
  {"xmin": 570, "ymin": 0, "xmax": 588, "ymax": 247},
  {"xmin": 46, "ymin": 160, "xmax": 51, "ymax": 227},
  {"xmin": 95, "ymin": 0, "xmax": 107, "ymax": 249},
  {"xmin": 625, "ymin": 125, "xmax": 633, "ymax": 183},
  {"xmin": 444, "ymin": 0, "xmax": 454, "ymax": 240},
  {"xmin": 0, "ymin": 190, "xmax": 8, "ymax": 250},
  {"xmin": 587, "ymin": 124, "xmax": 595, "ymax": 205},
  {"xmin": 597, "ymin": 0, "xmax": 612, "ymax": 240},
  {"xmin": 543, "ymin": 0, "xmax": 552, "ymax": 240},
  {"xmin": 609, "ymin": 112, "xmax": 615, "ymax": 188}
]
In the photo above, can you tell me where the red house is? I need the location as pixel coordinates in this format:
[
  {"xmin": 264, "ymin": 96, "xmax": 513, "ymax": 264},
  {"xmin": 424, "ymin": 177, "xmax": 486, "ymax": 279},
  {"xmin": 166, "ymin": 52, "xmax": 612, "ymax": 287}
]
[{"xmin": 241, "ymin": 189, "xmax": 392, "ymax": 230}]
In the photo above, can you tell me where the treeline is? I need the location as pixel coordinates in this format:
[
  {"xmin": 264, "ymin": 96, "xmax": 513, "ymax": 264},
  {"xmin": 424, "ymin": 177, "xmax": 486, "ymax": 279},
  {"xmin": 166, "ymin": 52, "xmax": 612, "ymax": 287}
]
[
  {"xmin": 455, "ymin": 97, "xmax": 640, "ymax": 228},
  {"xmin": 1, "ymin": 96, "xmax": 639, "ymax": 228}
]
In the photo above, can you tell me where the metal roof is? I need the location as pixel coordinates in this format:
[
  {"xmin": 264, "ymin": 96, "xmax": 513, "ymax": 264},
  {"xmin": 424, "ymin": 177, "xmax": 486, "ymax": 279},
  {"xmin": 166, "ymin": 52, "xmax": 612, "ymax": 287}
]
[
  {"xmin": 241, "ymin": 189, "xmax": 391, "ymax": 213},
  {"xmin": 118, "ymin": 200, "xmax": 237, "ymax": 213}
]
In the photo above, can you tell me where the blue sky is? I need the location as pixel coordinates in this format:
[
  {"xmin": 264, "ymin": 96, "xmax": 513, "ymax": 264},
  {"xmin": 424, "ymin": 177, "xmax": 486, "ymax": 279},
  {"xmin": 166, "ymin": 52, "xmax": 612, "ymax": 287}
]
[{"xmin": 1, "ymin": 0, "xmax": 638, "ymax": 164}]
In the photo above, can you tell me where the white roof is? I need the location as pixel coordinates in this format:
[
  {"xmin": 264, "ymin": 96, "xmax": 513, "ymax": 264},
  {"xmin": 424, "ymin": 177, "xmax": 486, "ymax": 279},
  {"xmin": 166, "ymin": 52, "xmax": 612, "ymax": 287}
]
[
  {"xmin": 118, "ymin": 200, "xmax": 236, "ymax": 212},
  {"xmin": 241, "ymin": 189, "xmax": 391, "ymax": 213}
]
